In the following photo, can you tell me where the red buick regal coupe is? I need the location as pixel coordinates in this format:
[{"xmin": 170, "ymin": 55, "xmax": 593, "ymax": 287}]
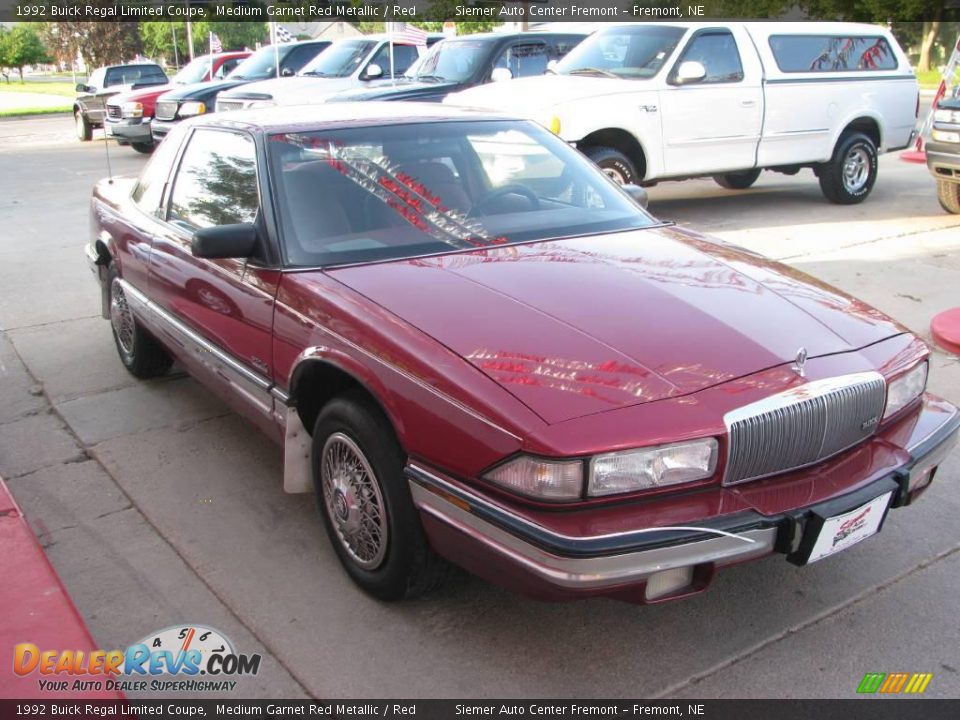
[{"xmin": 86, "ymin": 104, "xmax": 959, "ymax": 604}]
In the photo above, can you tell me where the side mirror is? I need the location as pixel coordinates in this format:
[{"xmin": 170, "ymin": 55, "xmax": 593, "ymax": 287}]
[
  {"xmin": 622, "ymin": 184, "xmax": 649, "ymax": 209},
  {"xmin": 192, "ymin": 224, "xmax": 258, "ymax": 259},
  {"xmin": 546, "ymin": 60, "xmax": 559, "ymax": 74},
  {"xmin": 280, "ymin": 67, "xmax": 295, "ymax": 77},
  {"xmin": 674, "ymin": 61, "xmax": 707, "ymax": 85},
  {"xmin": 76, "ymin": 82, "xmax": 89, "ymax": 93},
  {"xmin": 491, "ymin": 67, "xmax": 513, "ymax": 83},
  {"xmin": 364, "ymin": 63, "xmax": 383, "ymax": 79}
]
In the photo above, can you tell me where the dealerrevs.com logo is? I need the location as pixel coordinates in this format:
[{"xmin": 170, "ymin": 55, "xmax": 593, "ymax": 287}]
[{"xmin": 13, "ymin": 624, "xmax": 261, "ymax": 693}]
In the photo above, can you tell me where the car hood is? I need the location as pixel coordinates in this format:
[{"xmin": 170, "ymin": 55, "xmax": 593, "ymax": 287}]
[
  {"xmin": 223, "ymin": 76, "xmax": 356, "ymax": 103},
  {"xmin": 326, "ymin": 227, "xmax": 907, "ymax": 424},
  {"xmin": 110, "ymin": 84, "xmax": 173, "ymax": 104},
  {"xmin": 159, "ymin": 79, "xmax": 250, "ymax": 101},
  {"xmin": 938, "ymin": 97, "xmax": 960, "ymax": 111},
  {"xmin": 330, "ymin": 79, "xmax": 464, "ymax": 102},
  {"xmin": 446, "ymin": 74, "xmax": 653, "ymax": 115}
]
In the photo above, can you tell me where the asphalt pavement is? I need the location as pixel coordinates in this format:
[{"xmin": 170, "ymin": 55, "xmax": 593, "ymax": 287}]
[{"xmin": 1, "ymin": 115, "xmax": 958, "ymax": 700}]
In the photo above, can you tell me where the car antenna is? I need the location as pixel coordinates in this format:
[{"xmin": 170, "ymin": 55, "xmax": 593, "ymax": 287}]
[{"xmin": 102, "ymin": 121, "xmax": 114, "ymax": 184}]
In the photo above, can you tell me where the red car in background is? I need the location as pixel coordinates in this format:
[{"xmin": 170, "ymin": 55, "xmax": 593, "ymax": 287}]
[{"xmin": 105, "ymin": 51, "xmax": 250, "ymax": 153}]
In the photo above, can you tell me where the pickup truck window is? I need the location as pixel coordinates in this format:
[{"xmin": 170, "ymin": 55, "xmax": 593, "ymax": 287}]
[
  {"xmin": 369, "ymin": 43, "xmax": 419, "ymax": 76},
  {"xmin": 672, "ymin": 30, "xmax": 743, "ymax": 84},
  {"xmin": 132, "ymin": 125, "xmax": 187, "ymax": 214},
  {"xmin": 105, "ymin": 65, "xmax": 165, "ymax": 87},
  {"xmin": 299, "ymin": 40, "xmax": 378, "ymax": 78},
  {"xmin": 168, "ymin": 129, "xmax": 259, "ymax": 232},
  {"xmin": 555, "ymin": 25, "xmax": 685, "ymax": 80},
  {"xmin": 414, "ymin": 40, "xmax": 486, "ymax": 82},
  {"xmin": 769, "ymin": 36, "xmax": 898, "ymax": 73},
  {"xmin": 282, "ymin": 43, "xmax": 329, "ymax": 73},
  {"xmin": 494, "ymin": 43, "xmax": 549, "ymax": 79}
]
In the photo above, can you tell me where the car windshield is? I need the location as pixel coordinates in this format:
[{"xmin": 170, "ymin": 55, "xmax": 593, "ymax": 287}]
[
  {"xmin": 172, "ymin": 56, "xmax": 215, "ymax": 85},
  {"xmin": 227, "ymin": 46, "xmax": 284, "ymax": 81},
  {"xmin": 268, "ymin": 120, "xmax": 655, "ymax": 268},
  {"xmin": 555, "ymin": 25, "xmax": 686, "ymax": 79},
  {"xmin": 299, "ymin": 40, "xmax": 377, "ymax": 78},
  {"xmin": 410, "ymin": 39, "xmax": 488, "ymax": 82}
]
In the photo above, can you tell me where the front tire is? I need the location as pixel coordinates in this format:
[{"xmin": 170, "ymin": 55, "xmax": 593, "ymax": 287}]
[
  {"xmin": 107, "ymin": 265, "xmax": 173, "ymax": 379},
  {"xmin": 937, "ymin": 180, "xmax": 960, "ymax": 214},
  {"xmin": 75, "ymin": 110, "xmax": 92, "ymax": 142},
  {"xmin": 713, "ymin": 169, "xmax": 761, "ymax": 190},
  {"xmin": 312, "ymin": 391, "xmax": 447, "ymax": 601},
  {"xmin": 131, "ymin": 142, "xmax": 154, "ymax": 155},
  {"xmin": 818, "ymin": 132, "xmax": 878, "ymax": 204},
  {"xmin": 581, "ymin": 146, "xmax": 638, "ymax": 185}
]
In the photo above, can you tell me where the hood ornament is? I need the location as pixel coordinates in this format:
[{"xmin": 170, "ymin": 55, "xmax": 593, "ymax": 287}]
[{"xmin": 792, "ymin": 347, "xmax": 808, "ymax": 378}]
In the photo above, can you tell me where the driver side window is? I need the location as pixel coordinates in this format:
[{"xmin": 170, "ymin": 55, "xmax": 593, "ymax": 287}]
[{"xmin": 674, "ymin": 31, "xmax": 744, "ymax": 84}]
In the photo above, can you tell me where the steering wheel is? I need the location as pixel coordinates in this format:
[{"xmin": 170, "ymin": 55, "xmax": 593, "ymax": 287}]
[{"xmin": 469, "ymin": 183, "xmax": 540, "ymax": 216}]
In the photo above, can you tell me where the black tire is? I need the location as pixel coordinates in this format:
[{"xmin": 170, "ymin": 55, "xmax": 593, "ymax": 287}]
[
  {"xmin": 106, "ymin": 265, "xmax": 173, "ymax": 379},
  {"xmin": 312, "ymin": 390, "xmax": 448, "ymax": 601},
  {"xmin": 75, "ymin": 109, "xmax": 92, "ymax": 142},
  {"xmin": 581, "ymin": 146, "xmax": 638, "ymax": 185},
  {"xmin": 818, "ymin": 132, "xmax": 878, "ymax": 204},
  {"xmin": 131, "ymin": 142, "xmax": 154, "ymax": 155},
  {"xmin": 713, "ymin": 168, "xmax": 761, "ymax": 190},
  {"xmin": 937, "ymin": 180, "xmax": 960, "ymax": 214}
]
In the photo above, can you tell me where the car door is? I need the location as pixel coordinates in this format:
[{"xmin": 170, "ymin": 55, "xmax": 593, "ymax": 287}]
[
  {"xmin": 147, "ymin": 126, "xmax": 281, "ymax": 431},
  {"xmin": 658, "ymin": 27, "xmax": 763, "ymax": 176}
]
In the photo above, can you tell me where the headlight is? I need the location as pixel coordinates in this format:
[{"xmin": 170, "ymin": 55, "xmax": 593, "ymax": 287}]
[
  {"xmin": 931, "ymin": 128, "xmax": 960, "ymax": 144},
  {"xmin": 589, "ymin": 439, "xmax": 718, "ymax": 497},
  {"xmin": 484, "ymin": 456, "xmax": 582, "ymax": 500},
  {"xmin": 883, "ymin": 362, "xmax": 927, "ymax": 420},
  {"xmin": 178, "ymin": 101, "xmax": 206, "ymax": 118},
  {"xmin": 121, "ymin": 102, "xmax": 143, "ymax": 119},
  {"xmin": 933, "ymin": 108, "xmax": 960, "ymax": 124}
]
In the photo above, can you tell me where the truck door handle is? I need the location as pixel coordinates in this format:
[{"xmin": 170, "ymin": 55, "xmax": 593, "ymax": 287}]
[{"xmin": 741, "ymin": 99, "xmax": 757, "ymax": 107}]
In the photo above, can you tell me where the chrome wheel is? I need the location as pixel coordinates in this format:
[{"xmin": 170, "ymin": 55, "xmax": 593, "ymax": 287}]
[
  {"xmin": 109, "ymin": 278, "xmax": 135, "ymax": 355},
  {"xmin": 602, "ymin": 166, "xmax": 627, "ymax": 186},
  {"xmin": 842, "ymin": 146, "xmax": 870, "ymax": 194},
  {"xmin": 321, "ymin": 432, "xmax": 388, "ymax": 570}
]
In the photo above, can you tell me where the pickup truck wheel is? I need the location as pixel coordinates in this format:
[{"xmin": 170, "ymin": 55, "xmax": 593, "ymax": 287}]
[
  {"xmin": 312, "ymin": 391, "xmax": 448, "ymax": 601},
  {"xmin": 713, "ymin": 169, "xmax": 761, "ymax": 190},
  {"xmin": 131, "ymin": 142, "xmax": 154, "ymax": 155},
  {"xmin": 937, "ymin": 180, "xmax": 960, "ymax": 214},
  {"xmin": 581, "ymin": 146, "xmax": 637, "ymax": 185},
  {"xmin": 75, "ymin": 110, "xmax": 92, "ymax": 142},
  {"xmin": 107, "ymin": 266, "xmax": 173, "ymax": 379},
  {"xmin": 818, "ymin": 132, "xmax": 878, "ymax": 204}
]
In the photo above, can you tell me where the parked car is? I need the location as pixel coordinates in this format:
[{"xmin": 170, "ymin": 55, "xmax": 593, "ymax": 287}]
[
  {"xmin": 105, "ymin": 52, "xmax": 250, "ymax": 154},
  {"xmin": 74, "ymin": 62, "xmax": 167, "ymax": 141},
  {"xmin": 328, "ymin": 30, "xmax": 588, "ymax": 105},
  {"xmin": 86, "ymin": 103, "xmax": 958, "ymax": 604},
  {"xmin": 926, "ymin": 91, "xmax": 960, "ymax": 213},
  {"xmin": 447, "ymin": 21, "xmax": 919, "ymax": 204},
  {"xmin": 151, "ymin": 40, "xmax": 332, "ymax": 143},
  {"xmin": 214, "ymin": 34, "xmax": 444, "ymax": 112}
]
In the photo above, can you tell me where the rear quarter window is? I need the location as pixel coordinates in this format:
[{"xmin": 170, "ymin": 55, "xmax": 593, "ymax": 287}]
[{"xmin": 769, "ymin": 35, "xmax": 898, "ymax": 73}]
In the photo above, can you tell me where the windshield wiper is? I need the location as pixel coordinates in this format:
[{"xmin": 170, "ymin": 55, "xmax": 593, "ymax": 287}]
[
  {"xmin": 415, "ymin": 74, "xmax": 448, "ymax": 83},
  {"xmin": 302, "ymin": 70, "xmax": 334, "ymax": 78},
  {"xmin": 568, "ymin": 67, "xmax": 619, "ymax": 79}
]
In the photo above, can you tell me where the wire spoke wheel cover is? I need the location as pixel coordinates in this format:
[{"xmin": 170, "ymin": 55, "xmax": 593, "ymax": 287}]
[
  {"xmin": 321, "ymin": 432, "xmax": 389, "ymax": 570},
  {"xmin": 110, "ymin": 278, "xmax": 136, "ymax": 355},
  {"xmin": 842, "ymin": 145, "xmax": 871, "ymax": 193}
]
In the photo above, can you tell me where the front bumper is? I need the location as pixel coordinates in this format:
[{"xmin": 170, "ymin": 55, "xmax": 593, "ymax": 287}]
[
  {"xmin": 105, "ymin": 118, "xmax": 152, "ymax": 144},
  {"xmin": 150, "ymin": 118, "xmax": 178, "ymax": 141},
  {"xmin": 409, "ymin": 397, "xmax": 959, "ymax": 603},
  {"xmin": 926, "ymin": 135, "xmax": 960, "ymax": 182}
]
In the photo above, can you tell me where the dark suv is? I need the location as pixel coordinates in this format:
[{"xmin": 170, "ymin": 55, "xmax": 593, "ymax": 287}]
[
  {"xmin": 927, "ymin": 92, "xmax": 960, "ymax": 213},
  {"xmin": 74, "ymin": 63, "xmax": 167, "ymax": 141}
]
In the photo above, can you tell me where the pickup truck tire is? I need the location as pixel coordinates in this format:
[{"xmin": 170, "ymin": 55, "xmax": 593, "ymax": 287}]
[
  {"xmin": 107, "ymin": 265, "xmax": 173, "ymax": 379},
  {"xmin": 818, "ymin": 132, "xmax": 878, "ymax": 204},
  {"xmin": 131, "ymin": 143, "xmax": 154, "ymax": 155},
  {"xmin": 713, "ymin": 169, "xmax": 762, "ymax": 190},
  {"xmin": 937, "ymin": 180, "xmax": 960, "ymax": 214},
  {"xmin": 312, "ymin": 390, "xmax": 448, "ymax": 601},
  {"xmin": 581, "ymin": 146, "xmax": 638, "ymax": 185},
  {"xmin": 75, "ymin": 110, "xmax": 92, "ymax": 142}
]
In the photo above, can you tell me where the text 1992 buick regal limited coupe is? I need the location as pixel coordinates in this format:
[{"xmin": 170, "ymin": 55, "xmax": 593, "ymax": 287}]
[{"xmin": 86, "ymin": 104, "xmax": 959, "ymax": 604}]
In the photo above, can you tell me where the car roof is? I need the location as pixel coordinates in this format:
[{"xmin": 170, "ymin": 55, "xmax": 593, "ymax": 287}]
[
  {"xmin": 443, "ymin": 30, "xmax": 588, "ymax": 42},
  {"xmin": 191, "ymin": 101, "xmax": 512, "ymax": 134}
]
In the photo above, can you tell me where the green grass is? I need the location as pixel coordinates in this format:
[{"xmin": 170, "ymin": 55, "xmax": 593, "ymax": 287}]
[
  {"xmin": 0, "ymin": 81, "xmax": 77, "ymax": 97},
  {"xmin": 0, "ymin": 105, "xmax": 71, "ymax": 118},
  {"xmin": 916, "ymin": 69, "xmax": 946, "ymax": 89}
]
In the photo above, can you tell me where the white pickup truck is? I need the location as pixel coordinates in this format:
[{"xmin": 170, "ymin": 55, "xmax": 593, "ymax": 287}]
[{"xmin": 447, "ymin": 22, "xmax": 919, "ymax": 204}]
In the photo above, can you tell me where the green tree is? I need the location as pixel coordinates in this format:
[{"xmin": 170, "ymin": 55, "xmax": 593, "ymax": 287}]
[
  {"xmin": 0, "ymin": 25, "xmax": 50, "ymax": 82},
  {"xmin": 41, "ymin": 21, "xmax": 141, "ymax": 70},
  {"xmin": 140, "ymin": 21, "xmax": 266, "ymax": 67}
]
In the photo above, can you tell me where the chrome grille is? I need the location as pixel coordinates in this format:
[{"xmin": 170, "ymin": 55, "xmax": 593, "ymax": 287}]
[
  {"xmin": 155, "ymin": 101, "xmax": 178, "ymax": 121},
  {"xmin": 215, "ymin": 100, "xmax": 245, "ymax": 113},
  {"xmin": 724, "ymin": 372, "xmax": 886, "ymax": 485},
  {"xmin": 106, "ymin": 104, "xmax": 121, "ymax": 119}
]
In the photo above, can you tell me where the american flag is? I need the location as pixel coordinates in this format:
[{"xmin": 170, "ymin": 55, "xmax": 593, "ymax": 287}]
[
  {"xmin": 274, "ymin": 25, "xmax": 294, "ymax": 44},
  {"xmin": 392, "ymin": 23, "xmax": 428, "ymax": 47},
  {"xmin": 209, "ymin": 32, "xmax": 222, "ymax": 53}
]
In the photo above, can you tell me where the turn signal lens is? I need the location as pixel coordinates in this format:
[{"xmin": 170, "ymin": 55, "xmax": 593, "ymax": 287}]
[
  {"xmin": 883, "ymin": 362, "xmax": 927, "ymax": 420},
  {"xmin": 484, "ymin": 456, "xmax": 582, "ymax": 500},
  {"xmin": 121, "ymin": 102, "xmax": 143, "ymax": 118},
  {"xmin": 178, "ymin": 101, "xmax": 206, "ymax": 118},
  {"xmin": 548, "ymin": 115, "xmax": 562, "ymax": 135}
]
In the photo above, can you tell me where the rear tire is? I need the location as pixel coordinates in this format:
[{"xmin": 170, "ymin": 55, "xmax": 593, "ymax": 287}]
[
  {"xmin": 107, "ymin": 265, "xmax": 173, "ymax": 379},
  {"xmin": 312, "ymin": 390, "xmax": 448, "ymax": 601},
  {"xmin": 937, "ymin": 180, "xmax": 960, "ymax": 214},
  {"xmin": 581, "ymin": 146, "xmax": 638, "ymax": 185},
  {"xmin": 131, "ymin": 142, "xmax": 154, "ymax": 155},
  {"xmin": 713, "ymin": 169, "xmax": 761, "ymax": 190},
  {"xmin": 818, "ymin": 132, "xmax": 878, "ymax": 204},
  {"xmin": 75, "ymin": 110, "xmax": 92, "ymax": 142}
]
